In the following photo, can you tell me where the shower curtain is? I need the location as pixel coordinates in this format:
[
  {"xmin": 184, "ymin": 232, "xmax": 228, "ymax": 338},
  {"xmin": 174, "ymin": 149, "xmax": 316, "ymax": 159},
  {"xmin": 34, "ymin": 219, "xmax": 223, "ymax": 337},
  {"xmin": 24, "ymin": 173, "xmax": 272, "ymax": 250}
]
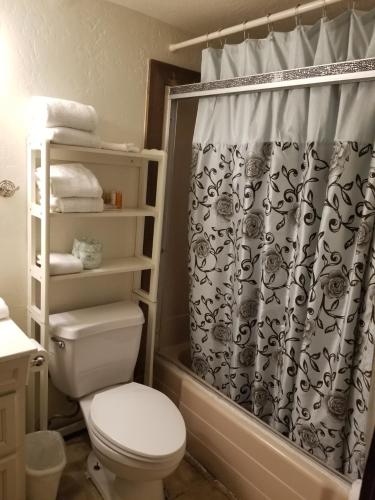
[{"xmin": 189, "ymin": 9, "xmax": 375, "ymax": 479}]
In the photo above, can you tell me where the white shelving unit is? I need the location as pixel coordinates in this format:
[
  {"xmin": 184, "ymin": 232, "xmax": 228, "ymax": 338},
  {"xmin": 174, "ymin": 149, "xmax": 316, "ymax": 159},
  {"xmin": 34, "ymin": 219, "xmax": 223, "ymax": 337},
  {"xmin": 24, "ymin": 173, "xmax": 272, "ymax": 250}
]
[{"xmin": 27, "ymin": 140, "xmax": 167, "ymax": 431}]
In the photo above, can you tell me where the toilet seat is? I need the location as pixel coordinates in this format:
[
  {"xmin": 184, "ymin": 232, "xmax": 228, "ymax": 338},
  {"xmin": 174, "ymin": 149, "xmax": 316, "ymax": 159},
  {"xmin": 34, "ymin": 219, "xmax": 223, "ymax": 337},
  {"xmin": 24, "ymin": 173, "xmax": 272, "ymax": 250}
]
[
  {"xmin": 89, "ymin": 425, "xmax": 164, "ymax": 463},
  {"xmin": 89, "ymin": 383, "xmax": 186, "ymax": 462}
]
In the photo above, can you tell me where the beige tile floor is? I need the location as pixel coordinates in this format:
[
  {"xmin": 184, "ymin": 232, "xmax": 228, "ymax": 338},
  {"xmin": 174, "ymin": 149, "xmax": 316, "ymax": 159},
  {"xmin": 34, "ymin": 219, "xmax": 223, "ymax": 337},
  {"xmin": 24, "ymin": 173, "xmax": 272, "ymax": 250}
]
[{"xmin": 57, "ymin": 432, "xmax": 236, "ymax": 500}]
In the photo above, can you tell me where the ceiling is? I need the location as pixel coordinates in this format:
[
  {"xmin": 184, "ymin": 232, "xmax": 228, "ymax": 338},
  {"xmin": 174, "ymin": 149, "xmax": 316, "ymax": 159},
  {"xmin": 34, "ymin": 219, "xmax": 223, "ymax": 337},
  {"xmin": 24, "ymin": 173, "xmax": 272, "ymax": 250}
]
[{"xmin": 108, "ymin": 0, "xmax": 373, "ymax": 37}]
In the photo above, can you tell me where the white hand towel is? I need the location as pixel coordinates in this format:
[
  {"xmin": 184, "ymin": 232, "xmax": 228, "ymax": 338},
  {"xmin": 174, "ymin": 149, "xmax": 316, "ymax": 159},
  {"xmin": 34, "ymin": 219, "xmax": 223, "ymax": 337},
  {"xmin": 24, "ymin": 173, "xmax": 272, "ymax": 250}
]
[
  {"xmin": 0, "ymin": 298, "xmax": 9, "ymax": 320},
  {"xmin": 37, "ymin": 253, "xmax": 83, "ymax": 276},
  {"xmin": 348, "ymin": 480, "xmax": 362, "ymax": 500},
  {"xmin": 50, "ymin": 196, "xmax": 104, "ymax": 213},
  {"xmin": 100, "ymin": 141, "xmax": 140, "ymax": 153},
  {"xmin": 31, "ymin": 127, "xmax": 101, "ymax": 148},
  {"xmin": 36, "ymin": 164, "xmax": 103, "ymax": 198},
  {"xmin": 30, "ymin": 96, "xmax": 98, "ymax": 132}
]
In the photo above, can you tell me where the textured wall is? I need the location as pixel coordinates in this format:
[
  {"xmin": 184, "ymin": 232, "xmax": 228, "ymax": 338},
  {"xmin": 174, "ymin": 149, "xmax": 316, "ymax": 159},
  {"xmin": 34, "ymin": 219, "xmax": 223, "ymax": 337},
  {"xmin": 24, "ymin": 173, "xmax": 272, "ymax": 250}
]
[{"xmin": 0, "ymin": 0, "xmax": 200, "ymax": 328}]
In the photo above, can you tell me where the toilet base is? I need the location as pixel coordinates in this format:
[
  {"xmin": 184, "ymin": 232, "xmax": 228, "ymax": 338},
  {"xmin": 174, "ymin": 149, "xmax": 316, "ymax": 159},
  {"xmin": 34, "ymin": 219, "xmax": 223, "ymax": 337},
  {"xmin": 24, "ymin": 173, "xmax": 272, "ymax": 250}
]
[{"xmin": 87, "ymin": 451, "xmax": 165, "ymax": 500}]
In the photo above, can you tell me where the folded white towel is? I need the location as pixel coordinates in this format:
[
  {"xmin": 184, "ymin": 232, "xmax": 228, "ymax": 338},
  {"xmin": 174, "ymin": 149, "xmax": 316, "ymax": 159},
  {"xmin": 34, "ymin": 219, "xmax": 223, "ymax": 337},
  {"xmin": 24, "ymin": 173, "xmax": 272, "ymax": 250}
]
[
  {"xmin": 31, "ymin": 127, "xmax": 101, "ymax": 148},
  {"xmin": 0, "ymin": 298, "xmax": 9, "ymax": 320},
  {"xmin": 49, "ymin": 196, "xmax": 104, "ymax": 213},
  {"xmin": 348, "ymin": 480, "xmax": 362, "ymax": 500},
  {"xmin": 36, "ymin": 164, "xmax": 103, "ymax": 198},
  {"xmin": 30, "ymin": 96, "xmax": 98, "ymax": 132},
  {"xmin": 37, "ymin": 253, "xmax": 83, "ymax": 275},
  {"xmin": 100, "ymin": 141, "xmax": 140, "ymax": 153}
]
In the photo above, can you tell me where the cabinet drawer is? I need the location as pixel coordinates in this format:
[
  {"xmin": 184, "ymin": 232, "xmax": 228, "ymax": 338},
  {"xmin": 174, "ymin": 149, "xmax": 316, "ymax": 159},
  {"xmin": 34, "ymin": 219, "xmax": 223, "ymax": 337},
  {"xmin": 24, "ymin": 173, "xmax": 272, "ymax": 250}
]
[
  {"xmin": 0, "ymin": 357, "xmax": 28, "ymax": 394},
  {"xmin": 0, "ymin": 394, "xmax": 16, "ymax": 458},
  {"xmin": 0, "ymin": 454, "xmax": 17, "ymax": 500}
]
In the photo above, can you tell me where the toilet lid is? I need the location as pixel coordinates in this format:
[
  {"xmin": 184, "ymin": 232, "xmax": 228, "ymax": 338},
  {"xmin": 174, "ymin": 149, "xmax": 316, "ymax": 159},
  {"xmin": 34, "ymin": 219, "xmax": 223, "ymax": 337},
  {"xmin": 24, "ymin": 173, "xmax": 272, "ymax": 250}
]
[{"xmin": 90, "ymin": 383, "xmax": 186, "ymax": 460}]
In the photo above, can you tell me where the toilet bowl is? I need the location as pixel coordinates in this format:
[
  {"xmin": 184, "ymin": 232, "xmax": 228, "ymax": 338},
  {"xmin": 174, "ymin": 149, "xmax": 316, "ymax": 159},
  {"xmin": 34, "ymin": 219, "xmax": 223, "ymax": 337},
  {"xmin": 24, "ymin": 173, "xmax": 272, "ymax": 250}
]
[
  {"xmin": 48, "ymin": 301, "xmax": 186, "ymax": 500},
  {"xmin": 80, "ymin": 383, "xmax": 186, "ymax": 500}
]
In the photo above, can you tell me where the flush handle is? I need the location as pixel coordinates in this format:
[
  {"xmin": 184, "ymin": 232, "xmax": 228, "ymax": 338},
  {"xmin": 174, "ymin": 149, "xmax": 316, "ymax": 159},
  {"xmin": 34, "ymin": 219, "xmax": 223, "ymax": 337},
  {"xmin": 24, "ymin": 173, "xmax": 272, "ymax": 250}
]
[{"xmin": 51, "ymin": 337, "xmax": 65, "ymax": 349}]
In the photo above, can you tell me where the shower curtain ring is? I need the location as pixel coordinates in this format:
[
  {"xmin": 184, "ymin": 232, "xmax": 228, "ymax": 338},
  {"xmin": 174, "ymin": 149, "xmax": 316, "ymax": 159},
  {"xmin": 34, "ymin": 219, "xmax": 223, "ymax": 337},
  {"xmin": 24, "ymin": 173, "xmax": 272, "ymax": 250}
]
[
  {"xmin": 295, "ymin": 3, "xmax": 301, "ymax": 27},
  {"xmin": 218, "ymin": 29, "xmax": 226, "ymax": 48},
  {"xmin": 322, "ymin": 0, "xmax": 327, "ymax": 18},
  {"xmin": 206, "ymin": 33, "xmax": 209, "ymax": 48},
  {"xmin": 243, "ymin": 21, "xmax": 247, "ymax": 40},
  {"xmin": 267, "ymin": 13, "xmax": 274, "ymax": 34}
]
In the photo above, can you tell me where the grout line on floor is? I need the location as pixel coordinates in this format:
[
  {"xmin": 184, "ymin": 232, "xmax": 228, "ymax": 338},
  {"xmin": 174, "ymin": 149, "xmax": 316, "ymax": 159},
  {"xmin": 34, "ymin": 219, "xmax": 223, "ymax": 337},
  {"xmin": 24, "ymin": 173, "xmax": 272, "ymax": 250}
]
[{"xmin": 185, "ymin": 451, "xmax": 238, "ymax": 500}]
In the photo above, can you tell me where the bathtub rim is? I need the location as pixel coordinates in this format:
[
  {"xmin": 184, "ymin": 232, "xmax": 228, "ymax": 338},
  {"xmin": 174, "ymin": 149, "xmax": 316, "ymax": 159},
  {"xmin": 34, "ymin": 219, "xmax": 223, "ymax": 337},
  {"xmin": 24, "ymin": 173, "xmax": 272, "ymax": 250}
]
[{"xmin": 156, "ymin": 343, "xmax": 352, "ymax": 487}]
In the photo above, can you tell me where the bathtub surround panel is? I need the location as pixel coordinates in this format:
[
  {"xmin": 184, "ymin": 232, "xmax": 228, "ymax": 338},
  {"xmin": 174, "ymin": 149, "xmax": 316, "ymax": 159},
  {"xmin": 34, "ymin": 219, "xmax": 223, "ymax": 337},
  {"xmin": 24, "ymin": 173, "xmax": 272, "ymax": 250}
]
[
  {"xmin": 0, "ymin": 0, "xmax": 199, "ymax": 329},
  {"xmin": 155, "ymin": 352, "xmax": 350, "ymax": 500}
]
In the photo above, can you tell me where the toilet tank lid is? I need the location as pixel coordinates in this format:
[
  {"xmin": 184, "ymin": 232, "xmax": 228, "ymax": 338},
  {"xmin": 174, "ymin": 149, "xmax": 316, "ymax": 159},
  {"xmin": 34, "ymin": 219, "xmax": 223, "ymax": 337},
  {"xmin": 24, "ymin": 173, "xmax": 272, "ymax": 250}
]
[{"xmin": 49, "ymin": 301, "xmax": 144, "ymax": 340}]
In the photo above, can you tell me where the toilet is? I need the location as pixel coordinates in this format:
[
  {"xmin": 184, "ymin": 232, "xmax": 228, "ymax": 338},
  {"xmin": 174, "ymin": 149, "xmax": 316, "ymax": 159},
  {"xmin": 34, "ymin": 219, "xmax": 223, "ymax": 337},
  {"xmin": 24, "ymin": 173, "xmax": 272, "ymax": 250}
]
[{"xmin": 48, "ymin": 301, "xmax": 186, "ymax": 500}]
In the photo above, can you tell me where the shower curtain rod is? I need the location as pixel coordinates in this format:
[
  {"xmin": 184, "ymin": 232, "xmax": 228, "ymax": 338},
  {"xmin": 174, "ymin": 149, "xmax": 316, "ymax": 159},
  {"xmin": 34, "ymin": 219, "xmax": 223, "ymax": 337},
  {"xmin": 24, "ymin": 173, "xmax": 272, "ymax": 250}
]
[{"xmin": 169, "ymin": 0, "xmax": 343, "ymax": 52}]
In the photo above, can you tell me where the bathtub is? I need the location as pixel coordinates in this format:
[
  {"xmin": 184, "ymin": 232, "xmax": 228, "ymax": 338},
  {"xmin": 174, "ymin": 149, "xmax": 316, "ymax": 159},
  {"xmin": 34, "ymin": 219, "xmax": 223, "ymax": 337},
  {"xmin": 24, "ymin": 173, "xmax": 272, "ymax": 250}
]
[{"xmin": 155, "ymin": 343, "xmax": 350, "ymax": 500}]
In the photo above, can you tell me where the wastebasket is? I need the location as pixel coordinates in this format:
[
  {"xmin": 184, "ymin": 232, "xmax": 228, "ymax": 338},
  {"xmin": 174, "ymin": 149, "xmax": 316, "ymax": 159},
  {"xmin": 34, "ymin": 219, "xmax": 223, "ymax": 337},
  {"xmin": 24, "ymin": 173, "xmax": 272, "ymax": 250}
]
[{"xmin": 25, "ymin": 431, "xmax": 66, "ymax": 500}]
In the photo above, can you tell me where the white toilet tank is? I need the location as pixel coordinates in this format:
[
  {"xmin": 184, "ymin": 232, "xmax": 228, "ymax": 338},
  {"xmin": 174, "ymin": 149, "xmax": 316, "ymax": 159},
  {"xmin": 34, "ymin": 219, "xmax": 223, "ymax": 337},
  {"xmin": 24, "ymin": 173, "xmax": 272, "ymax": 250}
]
[{"xmin": 48, "ymin": 301, "xmax": 144, "ymax": 398}]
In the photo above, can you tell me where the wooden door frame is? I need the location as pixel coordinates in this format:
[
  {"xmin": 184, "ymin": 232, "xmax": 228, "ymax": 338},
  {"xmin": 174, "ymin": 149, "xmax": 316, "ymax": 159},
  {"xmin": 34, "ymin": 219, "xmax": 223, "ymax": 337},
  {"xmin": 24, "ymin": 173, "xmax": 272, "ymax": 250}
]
[
  {"xmin": 134, "ymin": 60, "xmax": 200, "ymax": 381},
  {"xmin": 142, "ymin": 59, "xmax": 200, "ymax": 258},
  {"xmin": 144, "ymin": 59, "xmax": 200, "ymax": 149}
]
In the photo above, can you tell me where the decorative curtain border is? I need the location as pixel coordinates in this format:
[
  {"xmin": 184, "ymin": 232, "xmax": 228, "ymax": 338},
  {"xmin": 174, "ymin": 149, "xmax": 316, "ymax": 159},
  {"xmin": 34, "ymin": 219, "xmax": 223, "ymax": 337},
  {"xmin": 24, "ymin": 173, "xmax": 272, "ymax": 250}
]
[{"xmin": 170, "ymin": 57, "xmax": 375, "ymax": 98}]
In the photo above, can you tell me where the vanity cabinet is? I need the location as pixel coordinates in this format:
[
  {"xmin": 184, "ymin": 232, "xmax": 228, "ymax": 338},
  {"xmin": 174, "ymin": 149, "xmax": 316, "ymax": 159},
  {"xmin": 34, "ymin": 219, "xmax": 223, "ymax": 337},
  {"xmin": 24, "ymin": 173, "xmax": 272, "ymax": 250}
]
[{"xmin": 0, "ymin": 319, "xmax": 37, "ymax": 500}]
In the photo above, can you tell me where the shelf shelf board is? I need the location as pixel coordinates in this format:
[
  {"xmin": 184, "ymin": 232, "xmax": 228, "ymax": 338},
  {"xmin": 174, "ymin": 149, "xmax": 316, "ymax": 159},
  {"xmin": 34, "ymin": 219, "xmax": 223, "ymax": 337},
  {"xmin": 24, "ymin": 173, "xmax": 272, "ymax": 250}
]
[
  {"xmin": 31, "ymin": 256, "xmax": 153, "ymax": 282},
  {"xmin": 133, "ymin": 288, "xmax": 156, "ymax": 304},
  {"xmin": 28, "ymin": 140, "xmax": 166, "ymax": 166},
  {"xmin": 31, "ymin": 203, "xmax": 157, "ymax": 219}
]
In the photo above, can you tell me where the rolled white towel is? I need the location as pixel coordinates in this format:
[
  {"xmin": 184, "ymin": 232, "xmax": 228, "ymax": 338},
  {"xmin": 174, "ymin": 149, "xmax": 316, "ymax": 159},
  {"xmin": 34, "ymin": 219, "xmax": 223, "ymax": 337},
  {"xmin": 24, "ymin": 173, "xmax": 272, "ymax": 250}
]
[
  {"xmin": 50, "ymin": 196, "xmax": 104, "ymax": 213},
  {"xmin": 100, "ymin": 141, "xmax": 140, "ymax": 153},
  {"xmin": 348, "ymin": 480, "xmax": 362, "ymax": 500},
  {"xmin": 0, "ymin": 298, "xmax": 9, "ymax": 320},
  {"xmin": 36, "ymin": 164, "xmax": 103, "ymax": 199},
  {"xmin": 37, "ymin": 253, "xmax": 83, "ymax": 276},
  {"xmin": 30, "ymin": 96, "xmax": 98, "ymax": 132},
  {"xmin": 31, "ymin": 127, "xmax": 101, "ymax": 149}
]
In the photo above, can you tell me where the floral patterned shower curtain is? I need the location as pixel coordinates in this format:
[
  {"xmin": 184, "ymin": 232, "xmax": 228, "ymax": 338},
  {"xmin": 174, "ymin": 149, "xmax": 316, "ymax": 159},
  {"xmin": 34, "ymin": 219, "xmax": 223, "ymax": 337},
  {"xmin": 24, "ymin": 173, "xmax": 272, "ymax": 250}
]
[{"xmin": 188, "ymin": 9, "xmax": 375, "ymax": 479}]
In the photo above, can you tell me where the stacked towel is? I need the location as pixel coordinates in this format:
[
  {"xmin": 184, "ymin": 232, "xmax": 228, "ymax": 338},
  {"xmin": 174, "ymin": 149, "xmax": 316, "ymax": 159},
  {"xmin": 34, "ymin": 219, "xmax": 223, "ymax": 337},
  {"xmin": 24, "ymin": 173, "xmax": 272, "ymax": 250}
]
[
  {"xmin": 37, "ymin": 253, "xmax": 83, "ymax": 275},
  {"xmin": 36, "ymin": 127, "xmax": 101, "ymax": 148},
  {"xmin": 30, "ymin": 96, "xmax": 141, "ymax": 152},
  {"xmin": 100, "ymin": 141, "xmax": 140, "ymax": 153},
  {"xmin": 30, "ymin": 96, "xmax": 100, "ymax": 148},
  {"xmin": 36, "ymin": 164, "xmax": 102, "ymax": 198},
  {"xmin": 50, "ymin": 196, "xmax": 104, "ymax": 213},
  {"xmin": 30, "ymin": 96, "xmax": 98, "ymax": 131},
  {"xmin": 0, "ymin": 298, "xmax": 9, "ymax": 320},
  {"xmin": 36, "ymin": 163, "xmax": 104, "ymax": 213}
]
